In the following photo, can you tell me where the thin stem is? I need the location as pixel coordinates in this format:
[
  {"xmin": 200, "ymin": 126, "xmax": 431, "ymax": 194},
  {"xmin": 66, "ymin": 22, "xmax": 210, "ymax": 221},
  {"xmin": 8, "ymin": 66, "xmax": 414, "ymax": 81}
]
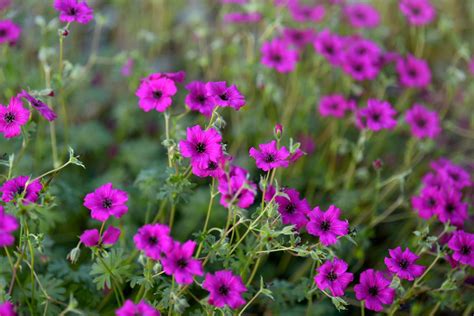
[{"xmin": 196, "ymin": 178, "xmax": 216, "ymax": 257}]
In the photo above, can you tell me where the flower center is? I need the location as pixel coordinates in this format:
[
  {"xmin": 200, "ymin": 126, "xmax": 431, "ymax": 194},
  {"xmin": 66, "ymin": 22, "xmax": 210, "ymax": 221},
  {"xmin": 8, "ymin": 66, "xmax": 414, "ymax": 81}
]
[
  {"xmin": 445, "ymin": 203, "xmax": 455, "ymax": 213},
  {"xmin": 196, "ymin": 94, "xmax": 206, "ymax": 103},
  {"xmin": 219, "ymin": 93, "xmax": 229, "ymax": 101},
  {"xmin": 427, "ymin": 198, "xmax": 436, "ymax": 208},
  {"xmin": 411, "ymin": 6, "xmax": 421, "ymax": 16},
  {"xmin": 368, "ymin": 286, "xmax": 379, "ymax": 297},
  {"xmin": 207, "ymin": 161, "xmax": 218, "ymax": 170},
  {"xmin": 153, "ymin": 90, "xmax": 163, "ymax": 99},
  {"xmin": 371, "ymin": 112, "xmax": 381, "ymax": 122},
  {"xmin": 408, "ymin": 68, "xmax": 418, "ymax": 78},
  {"xmin": 461, "ymin": 245, "xmax": 471, "ymax": 255},
  {"xmin": 272, "ymin": 54, "xmax": 282, "ymax": 62},
  {"xmin": 0, "ymin": 29, "xmax": 6, "ymax": 37},
  {"xmin": 147, "ymin": 236, "xmax": 158, "ymax": 245},
  {"xmin": 285, "ymin": 203, "xmax": 296, "ymax": 214},
  {"xmin": 353, "ymin": 63, "xmax": 364, "ymax": 72},
  {"xmin": 177, "ymin": 258, "xmax": 188, "ymax": 269},
  {"xmin": 320, "ymin": 220, "xmax": 331, "ymax": 232},
  {"xmin": 4, "ymin": 112, "xmax": 15, "ymax": 124},
  {"xmin": 416, "ymin": 118, "xmax": 427, "ymax": 128},
  {"xmin": 68, "ymin": 7, "xmax": 78, "ymax": 16},
  {"xmin": 218, "ymin": 285, "xmax": 229, "ymax": 296},
  {"xmin": 399, "ymin": 259, "xmax": 409, "ymax": 269},
  {"xmin": 195, "ymin": 142, "xmax": 206, "ymax": 153},
  {"xmin": 327, "ymin": 271, "xmax": 338, "ymax": 281},
  {"xmin": 324, "ymin": 44, "xmax": 334, "ymax": 55},
  {"xmin": 102, "ymin": 198, "xmax": 113, "ymax": 209},
  {"xmin": 264, "ymin": 154, "xmax": 275, "ymax": 163},
  {"xmin": 16, "ymin": 185, "xmax": 25, "ymax": 196}
]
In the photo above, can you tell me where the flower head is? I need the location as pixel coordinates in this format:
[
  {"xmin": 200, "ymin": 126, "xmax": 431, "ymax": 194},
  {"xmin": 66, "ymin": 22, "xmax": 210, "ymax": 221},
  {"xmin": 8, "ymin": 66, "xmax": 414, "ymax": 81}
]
[
  {"xmin": 314, "ymin": 258, "xmax": 353, "ymax": 297},
  {"xmin": 81, "ymin": 226, "xmax": 121, "ymax": 247},
  {"xmin": 396, "ymin": 55, "xmax": 431, "ymax": 88},
  {"xmin": 83, "ymin": 183, "xmax": 129, "ymax": 222},
  {"xmin": 341, "ymin": 37, "xmax": 383, "ymax": 81},
  {"xmin": 0, "ymin": 20, "xmax": 21, "ymax": 45},
  {"xmin": 185, "ymin": 81, "xmax": 216, "ymax": 117},
  {"xmin": 282, "ymin": 28, "xmax": 315, "ymax": 49},
  {"xmin": 116, "ymin": 300, "xmax": 160, "ymax": 316},
  {"xmin": 344, "ymin": 3, "xmax": 380, "ymax": 28},
  {"xmin": 0, "ymin": 301, "xmax": 16, "ymax": 316},
  {"xmin": 53, "ymin": 0, "xmax": 94, "ymax": 24},
  {"xmin": 400, "ymin": 0, "xmax": 435, "ymax": 26},
  {"xmin": 136, "ymin": 76, "xmax": 177, "ymax": 112},
  {"xmin": 405, "ymin": 104, "xmax": 441, "ymax": 139},
  {"xmin": 289, "ymin": 2, "xmax": 325, "ymax": 22},
  {"xmin": 202, "ymin": 270, "xmax": 247, "ymax": 309},
  {"xmin": 261, "ymin": 39, "xmax": 299, "ymax": 73},
  {"xmin": 0, "ymin": 206, "xmax": 19, "ymax": 247},
  {"xmin": 18, "ymin": 90, "xmax": 57, "ymax": 121},
  {"xmin": 1, "ymin": 176, "xmax": 42, "ymax": 205},
  {"xmin": 192, "ymin": 155, "xmax": 227, "ymax": 179},
  {"xmin": 313, "ymin": 30, "xmax": 344, "ymax": 66},
  {"xmin": 431, "ymin": 159, "xmax": 471, "ymax": 190},
  {"xmin": 206, "ymin": 81, "xmax": 246, "ymax": 110},
  {"xmin": 356, "ymin": 99, "xmax": 397, "ymax": 131},
  {"xmin": 0, "ymin": 97, "xmax": 30, "ymax": 139},
  {"xmin": 307, "ymin": 205, "xmax": 349, "ymax": 246},
  {"xmin": 249, "ymin": 140, "xmax": 290, "ymax": 171},
  {"xmin": 179, "ymin": 125, "xmax": 223, "ymax": 167},
  {"xmin": 354, "ymin": 269, "xmax": 395, "ymax": 312},
  {"xmin": 162, "ymin": 240, "xmax": 204, "ymax": 285},
  {"xmin": 318, "ymin": 94, "xmax": 353, "ymax": 118},
  {"xmin": 384, "ymin": 247, "xmax": 425, "ymax": 281},
  {"xmin": 275, "ymin": 188, "xmax": 310, "ymax": 230},
  {"xmin": 218, "ymin": 165, "xmax": 256, "ymax": 208},
  {"xmin": 223, "ymin": 12, "xmax": 262, "ymax": 24},
  {"xmin": 134, "ymin": 224, "xmax": 173, "ymax": 261},
  {"xmin": 411, "ymin": 186, "xmax": 442, "ymax": 220},
  {"xmin": 447, "ymin": 230, "xmax": 474, "ymax": 267},
  {"xmin": 436, "ymin": 189, "xmax": 468, "ymax": 227}
]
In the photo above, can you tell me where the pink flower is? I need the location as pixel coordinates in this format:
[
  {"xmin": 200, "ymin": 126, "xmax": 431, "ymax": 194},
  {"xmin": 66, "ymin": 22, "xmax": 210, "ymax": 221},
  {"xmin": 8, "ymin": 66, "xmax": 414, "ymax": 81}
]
[
  {"xmin": 400, "ymin": 0, "xmax": 435, "ymax": 26},
  {"xmin": 53, "ymin": 0, "xmax": 94, "ymax": 24},
  {"xmin": 411, "ymin": 186, "xmax": 442, "ymax": 220},
  {"xmin": 447, "ymin": 230, "xmax": 474, "ymax": 267},
  {"xmin": 405, "ymin": 104, "xmax": 441, "ymax": 139},
  {"xmin": 202, "ymin": 270, "xmax": 247, "ymax": 309},
  {"xmin": 318, "ymin": 94, "xmax": 353, "ymax": 118},
  {"xmin": 206, "ymin": 81, "xmax": 246, "ymax": 110},
  {"xmin": 314, "ymin": 258, "xmax": 353, "ymax": 297},
  {"xmin": 162, "ymin": 240, "xmax": 204, "ymax": 285},
  {"xmin": 282, "ymin": 28, "xmax": 315, "ymax": 49},
  {"xmin": 179, "ymin": 125, "xmax": 223, "ymax": 167},
  {"xmin": 384, "ymin": 247, "xmax": 425, "ymax": 281},
  {"xmin": 396, "ymin": 55, "xmax": 431, "ymax": 88},
  {"xmin": 0, "ymin": 97, "xmax": 30, "ymax": 139},
  {"xmin": 223, "ymin": 12, "xmax": 262, "ymax": 24},
  {"xmin": 80, "ymin": 229, "xmax": 100, "ymax": 247},
  {"xmin": 136, "ymin": 76, "xmax": 177, "ymax": 112},
  {"xmin": 249, "ymin": 140, "xmax": 290, "ymax": 171},
  {"xmin": 0, "ymin": 301, "xmax": 16, "ymax": 316},
  {"xmin": 218, "ymin": 165, "xmax": 256, "ymax": 209},
  {"xmin": 192, "ymin": 155, "xmax": 227, "ymax": 178},
  {"xmin": 133, "ymin": 223, "xmax": 173, "ymax": 261},
  {"xmin": 83, "ymin": 183, "xmax": 129, "ymax": 222},
  {"xmin": 275, "ymin": 188, "xmax": 310, "ymax": 230},
  {"xmin": 354, "ymin": 269, "xmax": 395, "ymax": 312},
  {"xmin": 0, "ymin": 20, "xmax": 21, "ymax": 45},
  {"xmin": 313, "ymin": 30, "xmax": 344, "ymax": 66},
  {"xmin": 18, "ymin": 90, "xmax": 57, "ymax": 121},
  {"xmin": 344, "ymin": 3, "xmax": 380, "ymax": 28},
  {"xmin": 436, "ymin": 189, "xmax": 468, "ymax": 228},
  {"xmin": 261, "ymin": 39, "xmax": 299, "ymax": 73},
  {"xmin": 0, "ymin": 206, "xmax": 19, "ymax": 247},
  {"xmin": 0, "ymin": 176, "xmax": 42, "ymax": 205},
  {"xmin": 356, "ymin": 99, "xmax": 397, "ymax": 132},
  {"xmin": 185, "ymin": 81, "xmax": 216, "ymax": 117},
  {"xmin": 306, "ymin": 205, "xmax": 349, "ymax": 246},
  {"xmin": 116, "ymin": 300, "xmax": 160, "ymax": 316},
  {"xmin": 289, "ymin": 2, "xmax": 325, "ymax": 22}
]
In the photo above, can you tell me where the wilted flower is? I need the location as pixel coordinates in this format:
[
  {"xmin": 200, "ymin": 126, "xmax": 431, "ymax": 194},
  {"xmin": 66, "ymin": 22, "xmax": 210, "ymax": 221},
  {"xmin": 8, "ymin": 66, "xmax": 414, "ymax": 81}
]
[
  {"xmin": 202, "ymin": 270, "xmax": 247, "ymax": 309},
  {"xmin": 18, "ymin": 90, "xmax": 57, "ymax": 121}
]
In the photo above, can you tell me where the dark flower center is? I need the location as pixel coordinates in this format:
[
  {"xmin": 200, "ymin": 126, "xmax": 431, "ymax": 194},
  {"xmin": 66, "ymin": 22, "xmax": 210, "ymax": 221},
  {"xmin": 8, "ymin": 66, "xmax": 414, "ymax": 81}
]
[
  {"xmin": 371, "ymin": 112, "xmax": 381, "ymax": 122},
  {"xmin": 445, "ymin": 203, "xmax": 455, "ymax": 213},
  {"xmin": 461, "ymin": 245, "xmax": 471, "ymax": 255},
  {"xmin": 207, "ymin": 161, "xmax": 218, "ymax": 170},
  {"xmin": 153, "ymin": 90, "xmax": 163, "ymax": 99},
  {"xmin": 102, "ymin": 198, "xmax": 113, "ymax": 209},
  {"xmin": 68, "ymin": 7, "xmax": 78, "ymax": 16},
  {"xmin": 219, "ymin": 93, "xmax": 229, "ymax": 101},
  {"xmin": 195, "ymin": 142, "xmax": 206, "ymax": 153},
  {"xmin": 0, "ymin": 29, "xmax": 6, "ymax": 37},
  {"xmin": 399, "ymin": 259, "xmax": 409, "ymax": 269},
  {"xmin": 327, "ymin": 271, "xmax": 338, "ymax": 281},
  {"xmin": 147, "ymin": 236, "xmax": 158, "ymax": 245},
  {"xmin": 16, "ymin": 185, "xmax": 25, "ymax": 196},
  {"xmin": 320, "ymin": 220, "xmax": 331, "ymax": 232},
  {"xmin": 355, "ymin": 11, "xmax": 366, "ymax": 20},
  {"xmin": 271, "ymin": 54, "xmax": 282, "ymax": 62},
  {"xmin": 411, "ymin": 6, "xmax": 421, "ymax": 16},
  {"xmin": 324, "ymin": 44, "xmax": 334, "ymax": 55},
  {"xmin": 264, "ymin": 154, "xmax": 275, "ymax": 163},
  {"xmin": 408, "ymin": 68, "xmax": 418, "ymax": 78},
  {"xmin": 218, "ymin": 285, "xmax": 230, "ymax": 296},
  {"xmin": 427, "ymin": 198, "xmax": 436, "ymax": 208},
  {"xmin": 177, "ymin": 258, "xmax": 188, "ymax": 269},
  {"xmin": 356, "ymin": 47, "xmax": 367, "ymax": 55},
  {"xmin": 416, "ymin": 118, "xmax": 427, "ymax": 128},
  {"xmin": 4, "ymin": 112, "xmax": 15, "ymax": 124},
  {"xmin": 448, "ymin": 171, "xmax": 459, "ymax": 181},
  {"xmin": 353, "ymin": 63, "xmax": 364, "ymax": 72},
  {"xmin": 196, "ymin": 94, "xmax": 206, "ymax": 103},
  {"xmin": 285, "ymin": 203, "xmax": 296, "ymax": 214},
  {"xmin": 368, "ymin": 286, "xmax": 379, "ymax": 297}
]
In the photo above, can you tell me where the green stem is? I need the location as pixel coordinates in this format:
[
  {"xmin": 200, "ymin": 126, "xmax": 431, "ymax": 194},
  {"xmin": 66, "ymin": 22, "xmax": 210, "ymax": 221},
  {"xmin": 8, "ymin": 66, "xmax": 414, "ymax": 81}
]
[{"xmin": 196, "ymin": 178, "xmax": 216, "ymax": 257}]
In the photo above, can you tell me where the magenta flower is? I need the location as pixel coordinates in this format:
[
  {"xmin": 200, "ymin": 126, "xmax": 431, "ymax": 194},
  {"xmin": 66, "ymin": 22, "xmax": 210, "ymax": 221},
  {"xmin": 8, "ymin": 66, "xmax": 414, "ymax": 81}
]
[
  {"xmin": 354, "ymin": 269, "xmax": 395, "ymax": 312},
  {"xmin": 344, "ymin": 3, "xmax": 380, "ymax": 28},
  {"xmin": 411, "ymin": 186, "xmax": 442, "ymax": 220},
  {"xmin": 80, "ymin": 226, "xmax": 121, "ymax": 247},
  {"xmin": 116, "ymin": 300, "xmax": 160, "ymax": 316},
  {"xmin": 469, "ymin": 57, "xmax": 474, "ymax": 75},
  {"xmin": 202, "ymin": 270, "xmax": 247, "ymax": 309},
  {"xmin": 162, "ymin": 240, "xmax": 204, "ymax": 285},
  {"xmin": 431, "ymin": 159, "xmax": 471, "ymax": 190},
  {"xmin": 0, "ymin": 301, "xmax": 16, "ymax": 316},
  {"xmin": 313, "ymin": 30, "xmax": 344, "ymax": 66},
  {"xmin": 275, "ymin": 188, "xmax": 310, "ymax": 230},
  {"xmin": 192, "ymin": 155, "xmax": 227, "ymax": 179},
  {"xmin": 384, "ymin": 247, "xmax": 425, "ymax": 281},
  {"xmin": 261, "ymin": 39, "xmax": 299, "ymax": 73},
  {"xmin": 80, "ymin": 229, "xmax": 100, "ymax": 247},
  {"xmin": 121, "ymin": 58, "xmax": 134, "ymax": 77},
  {"xmin": 400, "ymin": 0, "xmax": 435, "ymax": 26},
  {"xmin": 405, "ymin": 104, "xmax": 441, "ymax": 139},
  {"xmin": 289, "ymin": 2, "xmax": 325, "ymax": 23},
  {"xmin": 147, "ymin": 71, "xmax": 186, "ymax": 84},
  {"xmin": 185, "ymin": 81, "xmax": 216, "ymax": 117},
  {"xmin": 341, "ymin": 37, "xmax": 383, "ymax": 81},
  {"xmin": 206, "ymin": 81, "xmax": 246, "ymax": 110},
  {"xmin": 179, "ymin": 125, "xmax": 223, "ymax": 167},
  {"xmin": 0, "ymin": 176, "xmax": 42, "ymax": 205},
  {"xmin": 314, "ymin": 258, "xmax": 353, "ymax": 297},
  {"xmin": 306, "ymin": 205, "xmax": 349, "ymax": 246},
  {"xmin": 136, "ymin": 76, "xmax": 177, "ymax": 112},
  {"xmin": 0, "ymin": 0, "xmax": 11, "ymax": 11},
  {"xmin": 18, "ymin": 90, "xmax": 57, "ymax": 121},
  {"xmin": 447, "ymin": 230, "xmax": 474, "ymax": 267},
  {"xmin": 436, "ymin": 190, "xmax": 468, "ymax": 227},
  {"xmin": 133, "ymin": 224, "xmax": 173, "ymax": 261},
  {"xmin": 0, "ymin": 206, "xmax": 19, "ymax": 247},
  {"xmin": 218, "ymin": 165, "xmax": 256, "ymax": 209},
  {"xmin": 83, "ymin": 183, "xmax": 129, "ymax": 222},
  {"xmin": 0, "ymin": 20, "xmax": 21, "ymax": 45},
  {"xmin": 318, "ymin": 94, "xmax": 353, "ymax": 118},
  {"xmin": 396, "ymin": 55, "xmax": 431, "ymax": 88},
  {"xmin": 53, "ymin": 0, "xmax": 94, "ymax": 24},
  {"xmin": 249, "ymin": 140, "xmax": 290, "ymax": 171},
  {"xmin": 356, "ymin": 99, "xmax": 397, "ymax": 132},
  {"xmin": 223, "ymin": 12, "xmax": 261, "ymax": 24},
  {"xmin": 282, "ymin": 28, "xmax": 315, "ymax": 49},
  {"xmin": 0, "ymin": 97, "xmax": 30, "ymax": 139}
]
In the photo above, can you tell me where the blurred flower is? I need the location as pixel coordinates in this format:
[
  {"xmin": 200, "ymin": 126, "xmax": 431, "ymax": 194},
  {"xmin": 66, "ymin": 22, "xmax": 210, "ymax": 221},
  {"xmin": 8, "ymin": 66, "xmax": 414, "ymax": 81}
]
[
  {"xmin": 342, "ymin": 37, "xmax": 383, "ymax": 81},
  {"xmin": 202, "ymin": 270, "xmax": 247, "ymax": 309},
  {"xmin": 83, "ymin": 183, "xmax": 129, "ymax": 222},
  {"xmin": 223, "ymin": 12, "xmax": 262, "ymax": 24},
  {"xmin": 354, "ymin": 269, "xmax": 395, "ymax": 312},
  {"xmin": 0, "ymin": 301, "xmax": 16, "ymax": 316},
  {"xmin": 185, "ymin": 81, "xmax": 216, "ymax": 117},
  {"xmin": 0, "ymin": 0, "xmax": 11, "ymax": 11},
  {"xmin": 249, "ymin": 140, "xmax": 290, "ymax": 171},
  {"xmin": 396, "ymin": 55, "xmax": 431, "ymax": 88},
  {"xmin": 18, "ymin": 90, "xmax": 57, "ymax": 122},
  {"xmin": 344, "ymin": 3, "xmax": 380, "ymax": 28},
  {"xmin": 134, "ymin": 224, "xmax": 173, "ymax": 261},
  {"xmin": 399, "ymin": 0, "xmax": 435, "ymax": 26},
  {"xmin": 298, "ymin": 134, "xmax": 316, "ymax": 155},
  {"xmin": 0, "ymin": 206, "xmax": 19, "ymax": 247},
  {"xmin": 431, "ymin": 158, "xmax": 472, "ymax": 190},
  {"xmin": 289, "ymin": 2, "xmax": 325, "ymax": 22},
  {"xmin": 437, "ymin": 189, "xmax": 468, "ymax": 228},
  {"xmin": 218, "ymin": 165, "xmax": 256, "ymax": 208},
  {"xmin": 447, "ymin": 230, "xmax": 474, "ymax": 267},
  {"xmin": 313, "ymin": 30, "xmax": 344, "ymax": 66},
  {"xmin": 282, "ymin": 28, "xmax": 315, "ymax": 49},
  {"xmin": 356, "ymin": 99, "xmax": 397, "ymax": 131},
  {"xmin": 206, "ymin": 81, "xmax": 246, "ymax": 110},
  {"xmin": 53, "ymin": 0, "xmax": 94, "ymax": 24},
  {"xmin": 261, "ymin": 38, "xmax": 299, "ymax": 73},
  {"xmin": 179, "ymin": 125, "xmax": 223, "ymax": 167},
  {"xmin": 469, "ymin": 57, "xmax": 474, "ymax": 75},
  {"xmin": 314, "ymin": 258, "xmax": 353, "ymax": 296},
  {"xmin": 307, "ymin": 205, "xmax": 349, "ymax": 246},
  {"xmin": 136, "ymin": 76, "xmax": 177, "ymax": 112},
  {"xmin": 275, "ymin": 188, "xmax": 310, "ymax": 230},
  {"xmin": 384, "ymin": 247, "xmax": 425, "ymax": 281},
  {"xmin": 411, "ymin": 186, "xmax": 442, "ymax": 219},
  {"xmin": 120, "ymin": 58, "xmax": 134, "ymax": 77},
  {"xmin": 116, "ymin": 300, "xmax": 160, "ymax": 316},
  {"xmin": 0, "ymin": 20, "xmax": 21, "ymax": 45},
  {"xmin": 0, "ymin": 97, "xmax": 30, "ymax": 139},
  {"xmin": 318, "ymin": 94, "xmax": 352, "ymax": 118},
  {"xmin": 1, "ymin": 176, "xmax": 42, "ymax": 205},
  {"xmin": 405, "ymin": 104, "xmax": 441, "ymax": 139},
  {"xmin": 162, "ymin": 240, "xmax": 204, "ymax": 285}
]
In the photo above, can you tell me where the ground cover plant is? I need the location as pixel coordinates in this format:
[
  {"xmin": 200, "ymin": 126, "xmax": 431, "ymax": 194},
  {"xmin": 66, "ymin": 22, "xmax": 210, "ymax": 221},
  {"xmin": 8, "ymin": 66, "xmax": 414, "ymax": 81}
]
[{"xmin": 0, "ymin": 0, "xmax": 473, "ymax": 315}]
